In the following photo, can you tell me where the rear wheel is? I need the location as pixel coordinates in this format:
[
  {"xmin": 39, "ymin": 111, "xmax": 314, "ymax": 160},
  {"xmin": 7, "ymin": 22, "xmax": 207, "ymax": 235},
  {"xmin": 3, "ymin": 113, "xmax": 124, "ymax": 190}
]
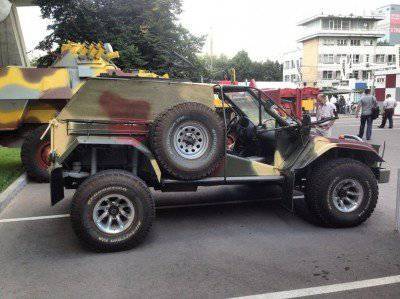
[
  {"xmin": 70, "ymin": 170, "xmax": 155, "ymax": 252},
  {"xmin": 21, "ymin": 125, "xmax": 50, "ymax": 183},
  {"xmin": 305, "ymin": 158, "xmax": 378, "ymax": 228}
]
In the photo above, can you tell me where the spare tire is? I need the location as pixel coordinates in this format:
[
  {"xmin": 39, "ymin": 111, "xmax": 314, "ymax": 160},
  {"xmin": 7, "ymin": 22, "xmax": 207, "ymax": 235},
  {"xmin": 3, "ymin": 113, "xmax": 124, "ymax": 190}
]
[
  {"xmin": 21, "ymin": 125, "xmax": 50, "ymax": 183},
  {"xmin": 150, "ymin": 102, "xmax": 225, "ymax": 180}
]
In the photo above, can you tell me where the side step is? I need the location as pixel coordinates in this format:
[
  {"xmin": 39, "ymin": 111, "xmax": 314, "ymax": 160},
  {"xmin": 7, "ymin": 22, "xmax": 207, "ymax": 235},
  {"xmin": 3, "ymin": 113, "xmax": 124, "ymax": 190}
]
[{"xmin": 161, "ymin": 176, "xmax": 285, "ymax": 187}]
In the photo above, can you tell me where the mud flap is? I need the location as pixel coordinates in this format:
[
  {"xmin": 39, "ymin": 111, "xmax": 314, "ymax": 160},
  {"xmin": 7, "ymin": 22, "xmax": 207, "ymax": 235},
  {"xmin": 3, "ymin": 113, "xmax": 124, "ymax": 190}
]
[
  {"xmin": 280, "ymin": 172, "xmax": 295, "ymax": 212},
  {"xmin": 50, "ymin": 167, "xmax": 64, "ymax": 205}
]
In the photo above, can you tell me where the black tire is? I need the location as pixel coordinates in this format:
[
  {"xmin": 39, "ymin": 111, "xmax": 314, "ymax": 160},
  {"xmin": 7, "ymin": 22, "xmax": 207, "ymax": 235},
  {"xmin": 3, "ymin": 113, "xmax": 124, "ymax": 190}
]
[
  {"xmin": 70, "ymin": 170, "xmax": 155, "ymax": 252},
  {"xmin": 149, "ymin": 102, "xmax": 225, "ymax": 180},
  {"xmin": 21, "ymin": 125, "xmax": 50, "ymax": 183},
  {"xmin": 305, "ymin": 158, "xmax": 378, "ymax": 228}
]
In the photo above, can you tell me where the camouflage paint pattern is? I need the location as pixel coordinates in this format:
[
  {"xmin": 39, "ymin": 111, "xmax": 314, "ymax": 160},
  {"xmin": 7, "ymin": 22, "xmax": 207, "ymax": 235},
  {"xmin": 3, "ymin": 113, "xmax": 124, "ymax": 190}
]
[
  {"xmin": 0, "ymin": 42, "xmax": 168, "ymax": 130},
  {"xmin": 57, "ymin": 78, "xmax": 216, "ymax": 122},
  {"xmin": 50, "ymin": 81, "xmax": 383, "ymax": 181}
]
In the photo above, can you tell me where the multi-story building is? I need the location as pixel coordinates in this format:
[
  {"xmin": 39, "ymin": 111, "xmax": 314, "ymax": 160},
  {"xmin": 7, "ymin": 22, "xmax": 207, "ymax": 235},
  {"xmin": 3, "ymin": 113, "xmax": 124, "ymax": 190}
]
[
  {"xmin": 375, "ymin": 4, "xmax": 400, "ymax": 45},
  {"xmin": 282, "ymin": 49, "xmax": 302, "ymax": 83},
  {"xmin": 282, "ymin": 13, "xmax": 399, "ymax": 90}
]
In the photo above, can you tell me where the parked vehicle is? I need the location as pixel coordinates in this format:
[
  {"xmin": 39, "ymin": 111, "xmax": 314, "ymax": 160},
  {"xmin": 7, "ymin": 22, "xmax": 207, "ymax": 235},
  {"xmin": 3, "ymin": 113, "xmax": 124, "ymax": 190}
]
[
  {"xmin": 48, "ymin": 78, "xmax": 390, "ymax": 252},
  {"xmin": 0, "ymin": 41, "xmax": 167, "ymax": 182}
]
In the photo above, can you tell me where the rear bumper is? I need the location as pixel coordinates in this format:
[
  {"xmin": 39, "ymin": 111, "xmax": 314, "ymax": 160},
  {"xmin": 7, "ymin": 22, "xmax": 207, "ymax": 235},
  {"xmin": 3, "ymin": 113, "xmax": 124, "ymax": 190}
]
[{"xmin": 377, "ymin": 167, "xmax": 390, "ymax": 184}]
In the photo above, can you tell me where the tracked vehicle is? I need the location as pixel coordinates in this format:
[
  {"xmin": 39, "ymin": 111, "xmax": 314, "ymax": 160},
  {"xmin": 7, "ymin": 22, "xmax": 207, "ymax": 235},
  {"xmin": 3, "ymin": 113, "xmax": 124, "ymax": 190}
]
[{"xmin": 48, "ymin": 78, "xmax": 389, "ymax": 252}]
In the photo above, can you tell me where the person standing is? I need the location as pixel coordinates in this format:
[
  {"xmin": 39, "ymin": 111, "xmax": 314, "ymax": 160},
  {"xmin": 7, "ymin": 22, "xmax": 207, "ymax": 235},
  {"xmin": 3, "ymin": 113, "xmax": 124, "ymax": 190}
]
[
  {"xmin": 339, "ymin": 95, "xmax": 346, "ymax": 114},
  {"xmin": 316, "ymin": 94, "xmax": 337, "ymax": 137},
  {"xmin": 378, "ymin": 94, "xmax": 397, "ymax": 129},
  {"xmin": 356, "ymin": 89, "xmax": 377, "ymax": 141}
]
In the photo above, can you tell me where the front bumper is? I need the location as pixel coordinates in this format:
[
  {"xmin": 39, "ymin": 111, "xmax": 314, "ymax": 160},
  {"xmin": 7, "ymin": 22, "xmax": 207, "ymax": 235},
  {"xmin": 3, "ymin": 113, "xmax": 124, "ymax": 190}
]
[{"xmin": 377, "ymin": 167, "xmax": 390, "ymax": 184}]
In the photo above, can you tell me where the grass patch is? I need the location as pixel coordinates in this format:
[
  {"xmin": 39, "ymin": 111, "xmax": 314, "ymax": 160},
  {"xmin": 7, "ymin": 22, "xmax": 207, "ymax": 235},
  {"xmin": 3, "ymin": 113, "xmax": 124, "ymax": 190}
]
[{"xmin": 0, "ymin": 147, "xmax": 23, "ymax": 193}]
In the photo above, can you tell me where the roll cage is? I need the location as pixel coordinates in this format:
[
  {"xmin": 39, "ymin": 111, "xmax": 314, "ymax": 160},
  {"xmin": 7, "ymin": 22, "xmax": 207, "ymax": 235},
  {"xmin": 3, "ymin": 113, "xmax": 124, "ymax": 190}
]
[{"xmin": 214, "ymin": 85, "xmax": 301, "ymax": 129}]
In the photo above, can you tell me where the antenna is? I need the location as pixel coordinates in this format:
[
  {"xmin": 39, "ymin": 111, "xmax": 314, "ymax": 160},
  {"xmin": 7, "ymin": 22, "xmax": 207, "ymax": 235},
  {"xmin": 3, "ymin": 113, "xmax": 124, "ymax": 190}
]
[{"xmin": 209, "ymin": 26, "xmax": 214, "ymax": 71}]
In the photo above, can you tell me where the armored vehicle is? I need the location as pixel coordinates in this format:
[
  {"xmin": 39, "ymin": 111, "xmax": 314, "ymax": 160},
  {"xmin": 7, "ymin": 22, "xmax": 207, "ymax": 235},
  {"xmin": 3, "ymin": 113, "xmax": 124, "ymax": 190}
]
[
  {"xmin": 0, "ymin": 42, "xmax": 167, "ymax": 182},
  {"xmin": 49, "ymin": 78, "xmax": 389, "ymax": 252}
]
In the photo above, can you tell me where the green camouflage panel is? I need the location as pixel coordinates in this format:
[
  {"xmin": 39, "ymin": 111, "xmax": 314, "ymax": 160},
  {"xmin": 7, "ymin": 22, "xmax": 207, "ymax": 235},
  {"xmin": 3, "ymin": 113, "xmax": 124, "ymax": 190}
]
[{"xmin": 57, "ymin": 78, "xmax": 216, "ymax": 122}]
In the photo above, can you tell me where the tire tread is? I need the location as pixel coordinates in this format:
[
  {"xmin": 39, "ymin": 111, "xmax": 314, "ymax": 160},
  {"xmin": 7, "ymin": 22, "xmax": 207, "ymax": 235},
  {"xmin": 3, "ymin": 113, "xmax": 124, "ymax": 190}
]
[
  {"xmin": 70, "ymin": 170, "xmax": 155, "ymax": 252},
  {"xmin": 305, "ymin": 158, "xmax": 378, "ymax": 228},
  {"xmin": 149, "ymin": 102, "xmax": 225, "ymax": 180}
]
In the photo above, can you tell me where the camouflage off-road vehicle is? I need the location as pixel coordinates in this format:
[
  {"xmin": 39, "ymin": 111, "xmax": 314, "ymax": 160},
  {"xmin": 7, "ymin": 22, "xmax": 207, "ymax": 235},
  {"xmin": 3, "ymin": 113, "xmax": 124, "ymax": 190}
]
[{"xmin": 48, "ymin": 77, "xmax": 390, "ymax": 252}]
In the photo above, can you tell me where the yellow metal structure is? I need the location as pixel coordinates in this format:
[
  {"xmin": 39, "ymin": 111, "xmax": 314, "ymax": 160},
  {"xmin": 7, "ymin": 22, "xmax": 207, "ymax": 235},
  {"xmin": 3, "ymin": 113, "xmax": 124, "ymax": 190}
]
[{"xmin": 0, "ymin": 41, "xmax": 168, "ymax": 131}]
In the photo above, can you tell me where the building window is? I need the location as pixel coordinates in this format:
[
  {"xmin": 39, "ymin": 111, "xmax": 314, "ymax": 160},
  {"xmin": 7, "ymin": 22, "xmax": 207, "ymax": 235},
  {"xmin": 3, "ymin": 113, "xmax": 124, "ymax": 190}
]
[
  {"xmin": 322, "ymin": 38, "xmax": 335, "ymax": 46},
  {"xmin": 388, "ymin": 54, "xmax": 396, "ymax": 64},
  {"xmin": 334, "ymin": 54, "xmax": 347, "ymax": 64},
  {"xmin": 377, "ymin": 77, "xmax": 385, "ymax": 83},
  {"xmin": 337, "ymin": 39, "xmax": 347, "ymax": 46},
  {"xmin": 335, "ymin": 70, "xmax": 341, "ymax": 79},
  {"xmin": 284, "ymin": 61, "xmax": 290, "ymax": 69},
  {"xmin": 362, "ymin": 71, "xmax": 370, "ymax": 80},
  {"xmin": 320, "ymin": 54, "xmax": 334, "ymax": 64},
  {"xmin": 322, "ymin": 71, "xmax": 333, "ymax": 79},
  {"xmin": 353, "ymin": 54, "xmax": 360, "ymax": 64},
  {"xmin": 350, "ymin": 39, "xmax": 361, "ymax": 46},
  {"xmin": 341, "ymin": 20, "xmax": 350, "ymax": 30},
  {"xmin": 291, "ymin": 74, "xmax": 297, "ymax": 82},
  {"xmin": 365, "ymin": 39, "xmax": 374, "ymax": 46},
  {"xmin": 366, "ymin": 54, "xmax": 370, "ymax": 63},
  {"xmin": 375, "ymin": 54, "xmax": 385, "ymax": 63},
  {"xmin": 284, "ymin": 75, "xmax": 290, "ymax": 82},
  {"xmin": 352, "ymin": 71, "xmax": 359, "ymax": 79}
]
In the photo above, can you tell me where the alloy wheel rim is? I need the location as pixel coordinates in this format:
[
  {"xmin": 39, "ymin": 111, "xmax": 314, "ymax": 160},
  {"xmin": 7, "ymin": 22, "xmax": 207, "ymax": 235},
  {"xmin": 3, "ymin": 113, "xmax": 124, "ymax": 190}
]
[
  {"xmin": 332, "ymin": 178, "xmax": 364, "ymax": 213},
  {"xmin": 92, "ymin": 194, "xmax": 135, "ymax": 234}
]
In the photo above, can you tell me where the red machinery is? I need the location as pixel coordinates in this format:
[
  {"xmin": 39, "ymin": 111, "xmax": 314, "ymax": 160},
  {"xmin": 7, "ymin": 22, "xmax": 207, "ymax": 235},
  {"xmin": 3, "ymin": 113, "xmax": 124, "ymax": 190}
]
[
  {"xmin": 261, "ymin": 87, "xmax": 319, "ymax": 120},
  {"xmin": 218, "ymin": 80, "xmax": 239, "ymax": 86},
  {"xmin": 249, "ymin": 79, "xmax": 319, "ymax": 120},
  {"xmin": 220, "ymin": 78, "xmax": 319, "ymax": 120}
]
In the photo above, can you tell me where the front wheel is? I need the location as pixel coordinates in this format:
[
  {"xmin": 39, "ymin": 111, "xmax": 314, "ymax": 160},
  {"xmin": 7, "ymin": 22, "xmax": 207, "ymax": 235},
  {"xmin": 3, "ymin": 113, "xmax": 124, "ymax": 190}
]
[
  {"xmin": 305, "ymin": 158, "xmax": 378, "ymax": 228},
  {"xmin": 70, "ymin": 170, "xmax": 155, "ymax": 252}
]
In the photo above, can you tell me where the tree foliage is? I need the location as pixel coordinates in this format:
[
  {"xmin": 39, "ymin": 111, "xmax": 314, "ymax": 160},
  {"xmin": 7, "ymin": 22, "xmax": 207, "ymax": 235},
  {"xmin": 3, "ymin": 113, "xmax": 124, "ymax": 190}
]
[
  {"xmin": 200, "ymin": 50, "xmax": 283, "ymax": 82},
  {"xmin": 34, "ymin": 1, "xmax": 282, "ymax": 82},
  {"xmin": 34, "ymin": 0, "xmax": 206, "ymax": 79}
]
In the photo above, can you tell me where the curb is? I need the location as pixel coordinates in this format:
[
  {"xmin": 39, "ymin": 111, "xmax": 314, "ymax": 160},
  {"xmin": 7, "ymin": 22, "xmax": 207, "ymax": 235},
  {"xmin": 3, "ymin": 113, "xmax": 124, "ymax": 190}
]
[{"xmin": 0, "ymin": 173, "xmax": 27, "ymax": 215}]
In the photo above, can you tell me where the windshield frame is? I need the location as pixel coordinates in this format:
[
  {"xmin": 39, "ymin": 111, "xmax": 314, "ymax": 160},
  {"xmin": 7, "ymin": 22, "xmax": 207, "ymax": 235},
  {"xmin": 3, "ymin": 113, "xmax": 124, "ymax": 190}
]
[{"xmin": 215, "ymin": 85, "xmax": 301, "ymax": 128}]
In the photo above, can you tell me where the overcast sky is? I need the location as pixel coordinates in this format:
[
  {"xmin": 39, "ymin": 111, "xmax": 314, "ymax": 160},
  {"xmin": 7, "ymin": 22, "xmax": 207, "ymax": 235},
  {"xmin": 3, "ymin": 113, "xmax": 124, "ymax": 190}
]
[{"xmin": 18, "ymin": 0, "xmax": 392, "ymax": 62}]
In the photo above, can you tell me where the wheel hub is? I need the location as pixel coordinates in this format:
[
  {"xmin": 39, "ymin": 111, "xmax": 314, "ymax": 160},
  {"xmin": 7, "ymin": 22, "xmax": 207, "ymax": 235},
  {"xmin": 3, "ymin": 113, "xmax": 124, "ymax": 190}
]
[
  {"xmin": 108, "ymin": 205, "xmax": 119, "ymax": 216},
  {"xmin": 92, "ymin": 194, "xmax": 135, "ymax": 234},
  {"xmin": 173, "ymin": 122, "xmax": 209, "ymax": 159},
  {"xmin": 36, "ymin": 141, "xmax": 51, "ymax": 169},
  {"xmin": 332, "ymin": 179, "xmax": 364, "ymax": 213}
]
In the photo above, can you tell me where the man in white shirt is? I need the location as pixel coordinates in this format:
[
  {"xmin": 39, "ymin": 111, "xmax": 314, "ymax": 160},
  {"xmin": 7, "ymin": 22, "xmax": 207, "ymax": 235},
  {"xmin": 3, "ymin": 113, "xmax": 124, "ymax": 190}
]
[
  {"xmin": 316, "ymin": 94, "xmax": 337, "ymax": 137},
  {"xmin": 378, "ymin": 94, "xmax": 397, "ymax": 129}
]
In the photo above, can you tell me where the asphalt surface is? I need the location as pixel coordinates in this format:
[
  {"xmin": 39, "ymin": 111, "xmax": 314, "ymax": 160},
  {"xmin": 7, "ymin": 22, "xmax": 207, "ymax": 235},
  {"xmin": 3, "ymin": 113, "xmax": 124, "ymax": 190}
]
[{"xmin": 1, "ymin": 116, "xmax": 400, "ymax": 298}]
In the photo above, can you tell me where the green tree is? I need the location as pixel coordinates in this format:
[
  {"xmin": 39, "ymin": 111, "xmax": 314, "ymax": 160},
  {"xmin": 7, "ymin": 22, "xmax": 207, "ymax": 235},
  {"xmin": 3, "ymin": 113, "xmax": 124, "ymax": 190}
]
[
  {"xmin": 229, "ymin": 50, "xmax": 254, "ymax": 81},
  {"xmin": 34, "ymin": 0, "xmax": 205, "ymax": 79},
  {"xmin": 200, "ymin": 50, "xmax": 283, "ymax": 82}
]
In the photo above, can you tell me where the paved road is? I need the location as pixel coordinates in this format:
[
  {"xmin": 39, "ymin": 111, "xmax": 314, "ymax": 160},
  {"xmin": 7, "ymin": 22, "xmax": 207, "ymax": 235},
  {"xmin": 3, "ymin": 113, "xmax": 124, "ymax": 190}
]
[{"xmin": 1, "ymin": 116, "xmax": 400, "ymax": 298}]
